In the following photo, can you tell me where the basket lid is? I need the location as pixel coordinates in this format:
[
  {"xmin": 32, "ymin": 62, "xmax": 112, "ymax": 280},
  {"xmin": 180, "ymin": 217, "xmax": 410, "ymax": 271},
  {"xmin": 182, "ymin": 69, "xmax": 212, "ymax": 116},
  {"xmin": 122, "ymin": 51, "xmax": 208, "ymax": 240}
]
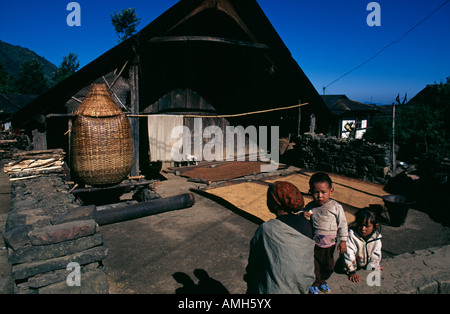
[{"xmin": 74, "ymin": 84, "xmax": 124, "ymax": 117}]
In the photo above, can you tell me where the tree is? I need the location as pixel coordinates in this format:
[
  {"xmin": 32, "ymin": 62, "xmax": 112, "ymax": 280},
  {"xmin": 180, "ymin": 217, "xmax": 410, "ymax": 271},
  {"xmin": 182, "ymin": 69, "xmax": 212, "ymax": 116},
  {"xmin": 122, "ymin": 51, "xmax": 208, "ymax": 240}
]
[
  {"xmin": 363, "ymin": 117, "xmax": 392, "ymax": 144},
  {"xmin": 14, "ymin": 60, "xmax": 48, "ymax": 95},
  {"xmin": 111, "ymin": 8, "xmax": 141, "ymax": 43},
  {"xmin": 364, "ymin": 100, "xmax": 450, "ymax": 174},
  {"xmin": 0, "ymin": 63, "xmax": 14, "ymax": 94},
  {"xmin": 395, "ymin": 102, "xmax": 449, "ymax": 173},
  {"xmin": 52, "ymin": 53, "xmax": 80, "ymax": 85}
]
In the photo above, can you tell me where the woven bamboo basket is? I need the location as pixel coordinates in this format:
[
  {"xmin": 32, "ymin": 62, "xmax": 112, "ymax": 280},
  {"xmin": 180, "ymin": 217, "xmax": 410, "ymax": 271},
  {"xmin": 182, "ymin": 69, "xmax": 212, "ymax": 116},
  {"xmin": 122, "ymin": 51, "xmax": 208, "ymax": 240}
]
[{"xmin": 71, "ymin": 84, "xmax": 133, "ymax": 186}]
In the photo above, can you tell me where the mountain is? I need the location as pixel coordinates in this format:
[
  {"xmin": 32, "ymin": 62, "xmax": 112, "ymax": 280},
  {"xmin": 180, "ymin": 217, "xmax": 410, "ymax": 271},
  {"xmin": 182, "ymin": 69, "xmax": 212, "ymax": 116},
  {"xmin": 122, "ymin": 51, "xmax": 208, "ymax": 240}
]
[{"xmin": 0, "ymin": 40, "xmax": 58, "ymax": 81}]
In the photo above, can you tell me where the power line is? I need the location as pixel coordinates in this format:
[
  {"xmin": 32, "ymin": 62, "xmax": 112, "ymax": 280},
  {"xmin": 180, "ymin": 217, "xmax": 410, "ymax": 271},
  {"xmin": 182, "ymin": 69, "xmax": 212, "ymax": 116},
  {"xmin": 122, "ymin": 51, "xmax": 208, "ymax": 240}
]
[{"xmin": 324, "ymin": 0, "xmax": 450, "ymax": 89}]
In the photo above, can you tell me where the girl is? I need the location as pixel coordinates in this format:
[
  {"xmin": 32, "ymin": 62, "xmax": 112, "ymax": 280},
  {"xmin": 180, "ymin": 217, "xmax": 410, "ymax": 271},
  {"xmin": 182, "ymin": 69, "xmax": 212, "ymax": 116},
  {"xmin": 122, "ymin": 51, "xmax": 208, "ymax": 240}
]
[{"xmin": 344, "ymin": 208, "xmax": 383, "ymax": 283}]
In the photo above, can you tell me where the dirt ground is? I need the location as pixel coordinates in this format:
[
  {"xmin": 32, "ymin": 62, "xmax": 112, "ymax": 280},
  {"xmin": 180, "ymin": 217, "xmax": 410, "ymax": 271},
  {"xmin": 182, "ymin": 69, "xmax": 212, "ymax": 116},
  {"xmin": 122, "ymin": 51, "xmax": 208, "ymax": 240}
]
[
  {"xmin": 100, "ymin": 169, "xmax": 450, "ymax": 293},
  {"xmin": 1, "ymin": 163, "xmax": 449, "ymax": 294},
  {"xmin": 100, "ymin": 173, "xmax": 258, "ymax": 294}
]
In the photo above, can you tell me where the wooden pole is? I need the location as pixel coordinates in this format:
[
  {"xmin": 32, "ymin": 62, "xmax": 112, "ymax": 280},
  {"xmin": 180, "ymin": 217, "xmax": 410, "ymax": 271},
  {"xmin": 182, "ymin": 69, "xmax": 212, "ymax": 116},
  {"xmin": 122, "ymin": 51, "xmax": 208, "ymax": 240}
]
[
  {"xmin": 96, "ymin": 193, "xmax": 195, "ymax": 226},
  {"xmin": 130, "ymin": 63, "xmax": 140, "ymax": 177},
  {"xmin": 392, "ymin": 99, "xmax": 396, "ymax": 172},
  {"xmin": 297, "ymin": 99, "xmax": 302, "ymax": 137}
]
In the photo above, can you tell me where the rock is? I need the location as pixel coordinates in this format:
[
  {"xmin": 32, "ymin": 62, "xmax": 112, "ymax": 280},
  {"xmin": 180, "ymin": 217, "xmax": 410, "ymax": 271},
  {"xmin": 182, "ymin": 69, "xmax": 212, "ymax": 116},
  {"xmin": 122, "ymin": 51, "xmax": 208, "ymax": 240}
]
[
  {"xmin": 28, "ymin": 220, "xmax": 96, "ymax": 246},
  {"xmin": 51, "ymin": 205, "xmax": 96, "ymax": 225},
  {"xmin": 5, "ymin": 170, "xmax": 109, "ymax": 294},
  {"xmin": 3, "ymin": 224, "xmax": 33, "ymax": 250},
  {"xmin": 11, "ymin": 246, "xmax": 108, "ymax": 280},
  {"xmin": 8, "ymin": 233, "xmax": 104, "ymax": 265},
  {"xmin": 37, "ymin": 269, "xmax": 109, "ymax": 294}
]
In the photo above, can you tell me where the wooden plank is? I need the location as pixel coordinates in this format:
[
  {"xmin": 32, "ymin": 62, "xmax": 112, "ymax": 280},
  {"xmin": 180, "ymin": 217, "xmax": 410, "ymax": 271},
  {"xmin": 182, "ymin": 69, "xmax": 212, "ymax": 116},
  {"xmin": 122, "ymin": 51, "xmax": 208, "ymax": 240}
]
[
  {"xmin": 71, "ymin": 179, "xmax": 154, "ymax": 194},
  {"xmin": 32, "ymin": 128, "xmax": 47, "ymax": 150},
  {"xmin": 129, "ymin": 63, "xmax": 140, "ymax": 177},
  {"xmin": 9, "ymin": 166, "xmax": 63, "ymax": 178},
  {"xmin": 148, "ymin": 36, "xmax": 268, "ymax": 50}
]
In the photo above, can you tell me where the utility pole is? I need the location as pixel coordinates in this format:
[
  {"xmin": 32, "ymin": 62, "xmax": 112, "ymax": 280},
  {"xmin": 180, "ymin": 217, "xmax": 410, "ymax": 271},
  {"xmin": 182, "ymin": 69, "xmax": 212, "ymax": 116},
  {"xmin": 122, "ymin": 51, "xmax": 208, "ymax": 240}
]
[
  {"xmin": 392, "ymin": 95, "xmax": 400, "ymax": 173},
  {"xmin": 392, "ymin": 98, "xmax": 396, "ymax": 173},
  {"xmin": 392, "ymin": 93, "xmax": 407, "ymax": 173}
]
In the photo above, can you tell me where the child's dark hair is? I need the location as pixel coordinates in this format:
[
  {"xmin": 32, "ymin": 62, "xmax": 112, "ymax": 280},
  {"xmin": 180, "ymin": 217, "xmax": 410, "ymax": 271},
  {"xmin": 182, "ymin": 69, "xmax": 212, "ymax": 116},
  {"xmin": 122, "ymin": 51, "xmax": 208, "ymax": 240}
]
[
  {"xmin": 309, "ymin": 172, "xmax": 333, "ymax": 189},
  {"xmin": 354, "ymin": 208, "xmax": 380, "ymax": 233}
]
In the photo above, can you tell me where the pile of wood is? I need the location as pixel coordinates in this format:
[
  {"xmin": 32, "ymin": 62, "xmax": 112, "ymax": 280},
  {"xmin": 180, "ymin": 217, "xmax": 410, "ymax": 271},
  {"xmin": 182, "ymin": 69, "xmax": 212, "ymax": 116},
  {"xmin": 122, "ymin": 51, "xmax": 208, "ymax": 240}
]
[
  {"xmin": 0, "ymin": 135, "xmax": 32, "ymax": 159},
  {"xmin": 3, "ymin": 149, "xmax": 65, "ymax": 180}
]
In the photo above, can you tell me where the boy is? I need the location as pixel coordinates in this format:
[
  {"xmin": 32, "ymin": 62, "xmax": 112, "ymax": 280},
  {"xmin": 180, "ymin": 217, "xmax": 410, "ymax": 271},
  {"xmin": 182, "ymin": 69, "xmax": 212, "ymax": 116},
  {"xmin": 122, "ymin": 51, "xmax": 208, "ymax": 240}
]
[{"xmin": 303, "ymin": 172, "xmax": 348, "ymax": 294}]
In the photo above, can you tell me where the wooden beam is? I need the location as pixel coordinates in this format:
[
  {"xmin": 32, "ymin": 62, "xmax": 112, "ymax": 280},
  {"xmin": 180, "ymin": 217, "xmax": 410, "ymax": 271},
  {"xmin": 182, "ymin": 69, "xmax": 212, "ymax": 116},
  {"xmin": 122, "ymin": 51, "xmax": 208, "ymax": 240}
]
[
  {"xmin": 129, "ymin": 63, "xmax": 140, "ymax": 177},
  {"xmin": 148, "ymin": 36, "xmax": 268, "ymax": 49},
  {"xmin": 71, "ymin": 179, "xmax": 154, "ymax": 194},
  {"xmin": 46, "ymin": 113, "xmax": 75, "ymax": 118}
]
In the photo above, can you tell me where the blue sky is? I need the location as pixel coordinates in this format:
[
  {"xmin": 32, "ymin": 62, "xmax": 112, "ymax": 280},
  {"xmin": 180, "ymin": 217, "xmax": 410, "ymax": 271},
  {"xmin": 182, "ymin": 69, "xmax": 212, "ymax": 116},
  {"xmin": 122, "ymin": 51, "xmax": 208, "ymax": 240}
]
[{"xmin": 1, "ymin": 0, "xmax": 449, "ymax": 104}]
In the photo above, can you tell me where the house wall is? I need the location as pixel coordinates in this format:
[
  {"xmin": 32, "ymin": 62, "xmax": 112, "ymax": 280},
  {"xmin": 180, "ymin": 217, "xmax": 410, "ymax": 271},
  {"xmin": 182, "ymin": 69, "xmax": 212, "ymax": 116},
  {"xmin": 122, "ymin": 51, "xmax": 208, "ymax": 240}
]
[{"xmin": 141, "ymin": 87, "xmax": 281, "ymax": 166}]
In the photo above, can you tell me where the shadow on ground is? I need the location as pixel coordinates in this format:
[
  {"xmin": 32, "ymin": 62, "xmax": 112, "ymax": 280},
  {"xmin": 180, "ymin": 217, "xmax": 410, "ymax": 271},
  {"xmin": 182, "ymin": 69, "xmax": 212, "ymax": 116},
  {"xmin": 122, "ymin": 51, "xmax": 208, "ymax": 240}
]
[{"xmin": 173, "ymin": 269, "xmax": 230, "ymax": 294}]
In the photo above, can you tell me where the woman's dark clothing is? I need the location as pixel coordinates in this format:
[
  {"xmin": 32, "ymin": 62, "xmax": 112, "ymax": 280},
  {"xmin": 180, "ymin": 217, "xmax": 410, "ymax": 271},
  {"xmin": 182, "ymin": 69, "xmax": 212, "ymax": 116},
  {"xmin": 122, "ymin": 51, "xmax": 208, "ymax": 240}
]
[{"xmin": 277, "ymin": 214, "xmax": 313, "ymax": 239}]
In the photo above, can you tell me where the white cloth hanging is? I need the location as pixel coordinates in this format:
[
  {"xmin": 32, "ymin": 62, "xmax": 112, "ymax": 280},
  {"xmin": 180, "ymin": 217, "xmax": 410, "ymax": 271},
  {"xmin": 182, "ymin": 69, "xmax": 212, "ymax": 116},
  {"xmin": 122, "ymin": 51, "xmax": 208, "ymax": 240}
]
[{"xmin": 147, "ymin": 115, "xmax": 184, "ymax": 161}]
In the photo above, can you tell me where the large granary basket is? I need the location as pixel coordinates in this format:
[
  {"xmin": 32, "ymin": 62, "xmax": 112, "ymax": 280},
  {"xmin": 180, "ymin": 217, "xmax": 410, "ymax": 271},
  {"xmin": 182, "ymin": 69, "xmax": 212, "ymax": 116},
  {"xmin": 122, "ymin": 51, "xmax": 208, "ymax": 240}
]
[{"xmin": 70, "ymin": 84, "xmax": 133, "ymax": 186}]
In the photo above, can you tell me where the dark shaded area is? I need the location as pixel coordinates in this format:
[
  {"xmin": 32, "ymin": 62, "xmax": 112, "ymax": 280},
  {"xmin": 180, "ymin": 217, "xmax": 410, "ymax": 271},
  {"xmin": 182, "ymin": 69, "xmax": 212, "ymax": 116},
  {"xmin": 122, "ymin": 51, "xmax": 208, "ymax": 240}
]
[
  {"xmin": 385, "ymin": 172, "xmax": 450, "ymax": 228},
  {"xmin": 172, "ymin": 269, "xmax": 230, "ymax": 294}
]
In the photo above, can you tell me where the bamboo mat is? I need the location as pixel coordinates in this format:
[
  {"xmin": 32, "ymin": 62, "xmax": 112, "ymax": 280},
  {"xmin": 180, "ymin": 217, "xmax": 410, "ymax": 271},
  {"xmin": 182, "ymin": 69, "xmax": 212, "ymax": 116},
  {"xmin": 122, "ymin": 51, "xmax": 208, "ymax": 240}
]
[
  {"xmin": 177, "ymin": 161, "xmax": 286, "ymax": 182},
  {"xmin": 265, "ymin": 172, "xmax": 386, "ymax": 209},
  {"xmin": 202, "ymin": 172, "xmax": 387, "ymax": 224}
]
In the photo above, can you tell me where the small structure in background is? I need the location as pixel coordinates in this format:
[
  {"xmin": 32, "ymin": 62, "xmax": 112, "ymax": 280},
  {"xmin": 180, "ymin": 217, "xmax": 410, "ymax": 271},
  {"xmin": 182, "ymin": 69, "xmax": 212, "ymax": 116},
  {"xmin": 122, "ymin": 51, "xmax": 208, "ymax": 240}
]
[{"xmin": 321, "ymin": 95, "xmax": 378, "ymax": 139}]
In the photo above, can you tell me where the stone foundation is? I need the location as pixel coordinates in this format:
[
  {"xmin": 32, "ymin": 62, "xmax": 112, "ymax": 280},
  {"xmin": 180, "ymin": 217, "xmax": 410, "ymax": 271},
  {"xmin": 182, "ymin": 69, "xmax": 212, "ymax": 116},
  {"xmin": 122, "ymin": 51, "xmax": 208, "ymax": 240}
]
[{"xmin": 3, "ymin": 175, "xmax": 109, "ymax": 294}]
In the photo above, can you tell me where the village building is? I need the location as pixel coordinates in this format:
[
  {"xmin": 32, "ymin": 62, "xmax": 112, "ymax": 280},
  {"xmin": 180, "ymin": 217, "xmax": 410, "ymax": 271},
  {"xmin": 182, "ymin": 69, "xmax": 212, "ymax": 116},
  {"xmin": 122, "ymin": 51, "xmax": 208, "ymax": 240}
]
[
  {"xmin": 11, "ymin": 0, "xmax": 332, "ymax": 178},
  {"xmin": 321, "ymin": 94, "xmax": 378, "ymax": 139},
  {"xmin": 0, "ymin": 94, "xmax": 36, "ymax": 131}
]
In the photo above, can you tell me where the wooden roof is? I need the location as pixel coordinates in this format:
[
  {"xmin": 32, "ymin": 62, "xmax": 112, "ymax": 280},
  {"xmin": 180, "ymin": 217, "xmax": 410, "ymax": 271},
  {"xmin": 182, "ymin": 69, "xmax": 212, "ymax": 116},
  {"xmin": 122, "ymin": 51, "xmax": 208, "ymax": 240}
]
[{"xmin": 12, "ymin": 0, "xmax": 331, "ymax": 131}]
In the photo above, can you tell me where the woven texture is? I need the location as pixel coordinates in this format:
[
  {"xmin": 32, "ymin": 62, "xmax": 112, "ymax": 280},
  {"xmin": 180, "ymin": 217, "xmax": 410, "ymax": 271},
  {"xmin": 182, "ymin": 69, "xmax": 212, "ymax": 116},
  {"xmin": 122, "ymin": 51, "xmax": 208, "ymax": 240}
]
[{"xmin": 71, "ymin": 84, "xmax": 133, "ymax": 186}]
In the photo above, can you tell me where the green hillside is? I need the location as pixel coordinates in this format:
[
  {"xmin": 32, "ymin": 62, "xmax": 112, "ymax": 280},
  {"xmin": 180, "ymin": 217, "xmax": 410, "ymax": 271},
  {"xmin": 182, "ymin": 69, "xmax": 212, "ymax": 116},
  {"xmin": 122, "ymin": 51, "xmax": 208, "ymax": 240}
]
[{"xmin": 0, "ymin": 40, "xmax": 57, "ymax": 81}]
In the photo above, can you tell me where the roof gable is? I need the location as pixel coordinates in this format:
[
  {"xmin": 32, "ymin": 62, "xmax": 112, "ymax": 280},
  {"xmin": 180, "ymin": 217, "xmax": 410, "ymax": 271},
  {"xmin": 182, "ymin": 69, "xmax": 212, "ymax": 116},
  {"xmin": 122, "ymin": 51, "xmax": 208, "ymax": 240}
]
[{"xmin": 13, "ymin": 0, "xmax": 330, "ymax": 131}]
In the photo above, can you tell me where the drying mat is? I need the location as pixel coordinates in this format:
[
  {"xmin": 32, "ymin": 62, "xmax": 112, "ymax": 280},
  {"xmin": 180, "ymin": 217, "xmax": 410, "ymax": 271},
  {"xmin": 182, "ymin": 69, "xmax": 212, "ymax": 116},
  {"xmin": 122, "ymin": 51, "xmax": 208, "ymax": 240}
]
[
  {"xmin": 200, "ymin": 172, "xmax": 387, "ymax": 224},
  {"xmin": 177, "ymin": 161, "xmax": 286, "ymax": 182},
  {"xmin": 265, "ymin": 172, "xmax": 387, "ymax": 209},
  {"xmin": 197, "ymin": 181, "xmax": 278, "ymax": 223}
]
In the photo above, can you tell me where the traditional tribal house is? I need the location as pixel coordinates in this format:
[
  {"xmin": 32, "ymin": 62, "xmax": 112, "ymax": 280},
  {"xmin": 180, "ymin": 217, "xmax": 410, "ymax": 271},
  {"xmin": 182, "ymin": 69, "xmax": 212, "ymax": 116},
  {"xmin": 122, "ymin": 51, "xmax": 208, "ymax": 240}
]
[{"xmin": 12, "ymin": 0, "xmax": 331, "ymax": 178}]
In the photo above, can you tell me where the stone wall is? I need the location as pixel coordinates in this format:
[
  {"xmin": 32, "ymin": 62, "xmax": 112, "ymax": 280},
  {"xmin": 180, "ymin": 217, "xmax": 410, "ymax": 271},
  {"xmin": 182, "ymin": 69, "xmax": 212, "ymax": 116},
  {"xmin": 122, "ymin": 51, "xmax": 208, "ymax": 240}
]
[
  {"xmin": 2, "ymin": 175, "xmax": 109, "ymax": 294},
  {"xmin": 285, "ymin": 133, "xmax": 392, "ymax": 184}
]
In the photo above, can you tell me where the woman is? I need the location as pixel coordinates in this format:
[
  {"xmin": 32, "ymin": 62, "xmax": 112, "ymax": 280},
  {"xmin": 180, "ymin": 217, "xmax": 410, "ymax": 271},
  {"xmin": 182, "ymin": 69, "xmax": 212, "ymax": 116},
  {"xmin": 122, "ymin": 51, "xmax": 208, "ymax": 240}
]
[{"xmin": 244, "ymin": 181, "xmax": 315, "ymax": 294}]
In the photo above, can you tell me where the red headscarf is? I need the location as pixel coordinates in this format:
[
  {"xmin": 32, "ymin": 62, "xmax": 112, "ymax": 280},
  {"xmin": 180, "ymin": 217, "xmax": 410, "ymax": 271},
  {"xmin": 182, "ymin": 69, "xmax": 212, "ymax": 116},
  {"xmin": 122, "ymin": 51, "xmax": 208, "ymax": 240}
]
[{"xmin": 267, "ymin": 181, "xmax": 304, "ymax": 213}]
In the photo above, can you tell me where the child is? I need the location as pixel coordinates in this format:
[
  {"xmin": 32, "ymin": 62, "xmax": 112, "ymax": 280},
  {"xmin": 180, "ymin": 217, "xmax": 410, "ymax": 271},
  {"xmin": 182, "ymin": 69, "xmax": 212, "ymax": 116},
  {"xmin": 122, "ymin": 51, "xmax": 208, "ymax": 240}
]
[
  {"xmin": 302, "ymin": 172, "xmax": 348, "ymax": 294},
  {"xmin": 344, "ymin": 208, "xmax": 383, "ymax": 283}
]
